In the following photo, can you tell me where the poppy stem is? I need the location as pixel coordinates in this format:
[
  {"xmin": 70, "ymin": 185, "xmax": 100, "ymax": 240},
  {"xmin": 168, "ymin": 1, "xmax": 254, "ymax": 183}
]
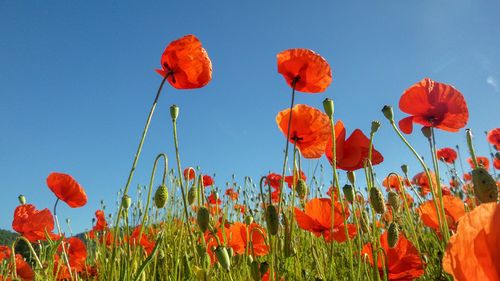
[
  {"xmin": 455, "ymin": 145, "xmax": 466, "ymax": 177},
  {"xmin": 53, "ymin": 198, "xmax": 74, "ymax": 281}
]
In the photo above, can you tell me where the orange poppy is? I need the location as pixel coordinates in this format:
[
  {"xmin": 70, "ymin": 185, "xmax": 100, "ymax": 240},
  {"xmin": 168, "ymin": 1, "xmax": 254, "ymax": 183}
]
[
  {"xmin": 467, "ymin": 156, "xmax": 490, "ymax": 170},
  {"xmin": 436, "ymin": 147, "xmax": 458, "ymax": 164},
  {"xmin": 88, "ymin": 210, "xmax": 109, "ymax": 240},
  {"xmin": 463, "ymin": 173, "xmax": 472, "ymax": 182},
  {"xmin": 382, "ymin": 175, "xmax": 410, "ymax": 192},
  {"xmin": 183, "ymin": 167, "xmax": 196, "ymax": 180},
  {"xmin": 265, "ymin": 173, "xmax": 282, "ymax": 189},
  {"xmin": 202, "ymin": 175, "xmax": 214, "ymax": 187},
  {"xmin": 361, "ymin": 232, "xmax": 424, "ymax": 281},
  {"xmin": 229, "ymin": 222, "xmax": 269, "ymax": 256},
  {"xmin": 325, "ymin": 120, "xmax": 384, "ymax": 171},
  {"xmin": 129, "ymin": 225, "xmax": 156, "ymax": 255},
  {"xmin": 284, "ymin": 170, "xmax": 306, "ymax": 189},
  {"xmin": 294, "ymin": 198, "xmax": 356, "ymax": 243},
  {"xmin": 398, "ymin": 78, "xmax": 468, "ymax": 134},
  {"xmin": 225, "ymin": 188, "xmax": 239, "ymax": 201},
  {"xmin": 276, "ymin": 104, "xmax": 331, "ymax": 159},
  {"xmin": 12, "ymin": 204, "xmax": 56, "ymax": 242},
  {"xmin": 156, "ymin": 35, "xmax": 212, "ymax": 89},
  {"xmin": 0, "ymin": 246, "xmax": 35, "ymax": 281},
  {"xmin": 443, "ymin": 203, "xmax": 500, "ymax": 280},
  {"xmin": 487, "ymin": 128, "xmax": 500, "ymax": 149},
  {"xmin": 277, "ymin": 48, "xmax": 332, "ymax": 93},
  {"xmin": 234, "ymin": 204, "xmax": 245, "ymax": 214},
  {"xmin": 417, "ymin": 195, "xmax": 465, "ymax": 233},
  {"xmin": 54, "ymin": 237, "xmax": 87, "ymax": 280},
  {"xmin": 46, "ymin": 172, "xmax": 87, "ymax": 208},
  {"xmin": 412, "ymin": 171, "xmax": 438, "ymax": 197}
]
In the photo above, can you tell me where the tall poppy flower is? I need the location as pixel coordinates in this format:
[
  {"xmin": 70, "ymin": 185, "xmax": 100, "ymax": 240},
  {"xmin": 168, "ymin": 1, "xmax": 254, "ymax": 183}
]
[
  {"xmin": 294, "ymin": 198, "xmax": 356, "ymax": 243},
  {"xmin": 276, "ymin": 104, "xmax": 330, "ymax": 158},
  {"xmin": 46, "ymin": 172, "xmax": 87, "ymax": 208},
  {"xmin": 225, "ymin": 188, "xmax": 239, "ymax": 201},
  {"xmin": 436, "ymin": 147, "xmax": 458, "ymax": 164},
  {"xmin": 398, "ymin": 78, "xmax": 468, "ymax": 134},
  {"xmin": 325, "ymin": 120, "xmax": 384, "ymax": 171},
  {"xmin": 54, "ymin": 237, "xmax": 87, "ymax": 280},
  {"xmin": 156, "ymin": 35, "xmax": 212, "ymax": 89},
  {"xmin": 382, "ymin": 175, "xmax": 410, "ymax": 192},
  {"xmin": 0, "ymin": 246, "xmax": 35, "ymax": 281},
  {"xmin": 229, "ymin": 222, "xmax": 269, "ymax": 256},
  {"xmin": 361, "ymin": 232, "xmax": 424, "ymax": 281},
  {"xmin": 284, "ymin": 170, "xmax": 306, "ymax": 189},
  {"xmin": 88, "ymin": 210, "xmax": 109, "ymax": 240},
  {"xmin": 277, "ymin": 48, "xmax": 332, "ymax": 93},
  {"xmin": 12, "ymin": 204, "xmax": 56, "ymax": 242},
  {"xmin": 487, "ymin": 128, "xmax": 500, "ymax": 150},
  {"xmin": 265, "ymin": 173, "xmax": 282, "ymax": 189},
  {"xmin": 202, "ymin": 175, "xmax": 214, "ymax": 187},
  {"xmin": 183, "ymin": 167, "xmax": 196, "ymax": 180},
  {"xmin": 467, "ymin": 156, "xmax": 490, "ymax": 170},
  {"xmin": 417, "ymin": 195, "xmax": 465, "ymax": 233},
  {"xmin": 443, "ymin": 203, "xmax": 500, "ymax": 280},
  {"xmin": 494, "ymin": 158, "xmax": 500, "ymax": 170},
  {"xmin": 129, "ymin": 225, "xmax": 156, "ymax": 255},
  {"xmin": 412, "ymin": 171, "xmax": 438, "ymax": 197}
]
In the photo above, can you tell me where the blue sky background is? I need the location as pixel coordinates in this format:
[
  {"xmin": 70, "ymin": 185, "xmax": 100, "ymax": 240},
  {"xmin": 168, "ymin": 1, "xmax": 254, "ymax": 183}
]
[{"xmin": 0, "ymin": 1, "xmax": 499, "ymax": 234}]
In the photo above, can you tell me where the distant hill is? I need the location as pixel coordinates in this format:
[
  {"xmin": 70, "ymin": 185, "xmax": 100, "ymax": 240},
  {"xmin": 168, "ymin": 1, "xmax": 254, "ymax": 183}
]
[{"xmin": 0, "ymin": 229, "xmax": 18, "ymax": 246}]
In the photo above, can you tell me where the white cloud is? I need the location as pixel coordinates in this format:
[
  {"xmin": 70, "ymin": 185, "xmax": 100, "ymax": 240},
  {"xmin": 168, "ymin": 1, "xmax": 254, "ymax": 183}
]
[{"xmin": 487, "ymin": 76, "xmax": 499, "ymax": 93}]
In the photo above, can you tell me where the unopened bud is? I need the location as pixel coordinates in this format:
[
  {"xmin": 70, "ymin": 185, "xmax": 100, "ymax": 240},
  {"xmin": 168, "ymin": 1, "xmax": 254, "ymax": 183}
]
[
  {"xmin": 472, "ymin": 168, "xmax": 498, "ymax": 203},
  {"xmin": 495, "ymin": 152, "xmax": 500, "ymax": 161},
  {"xmin": 214, "ymin": 246, "xmax": 230, "ymax": 271},
  {"xmin": 197, "ymin": 207, "xmax": 210, "ymax": 232},
  {"xmin": 122, "ymin": 195, "xmax": 132, "ymax": 209},
  {"xmin": 18, "ymin": 195, "xmax": 26, "ymax": 205},
  {"xmin": 387, "ymin": 191, "xmax": 400, "ymax": 212},
  {"xmin": 371, "ymin": 121, "xmax": 381, "ymax": 134},
  {"xmin": 401, "ymin": 164, "xmax": 409, "ymax": 175},
  {"xmin": 245, "ymin": 215, "xmax": 254, "ymax": 225},
  {"xmin": 387, "ymin": 222, "xmax": 400, "ymax": 248},
  {"xmin": 154, "ymin": 184, "xmax": 169, "ymax": 208},
  {"xmin": 266, "ymin": 205, "xmax": 279, "ymax": 235},
  {"xmin": 381, "ymin": 105, "xmax": 394, "ymax": 121},
  {"xmin": 322, "ymin": 98, "xmax": 334, "ymax": 117},
  {"xmin": 342, "ymin": 184, "xmax": 355, "ymax": 203},
  {"xmin": 259, "ymin": 262, "xmax": 270, "ymax": 277},
  {"xmin": 187, "ymin": 185, "xmax": 197, "ymax": 205},
  {"xmin": 296, "ymin": 179, "xmax": 308, "ymax": 199},
  {"xmin": 347, "ymin": 171, "xmax": 356, "ymax": 185},
  {"xmin": 369, "ymin": 187, "xmax": 386, "ymax": 214},
  {"xmin": 421, "ymin": 126, "xmax": 432, "ymax": 139},
  {"xmin": 170, "ymin": 104, "xmax": 179, "ymax": 121}
]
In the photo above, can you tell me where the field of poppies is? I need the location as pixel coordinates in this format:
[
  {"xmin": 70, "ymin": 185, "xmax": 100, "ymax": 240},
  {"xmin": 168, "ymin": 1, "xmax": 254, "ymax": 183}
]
[{"xmin": 2, "ymin": 34, "xmax": 500, "ymax": 281}]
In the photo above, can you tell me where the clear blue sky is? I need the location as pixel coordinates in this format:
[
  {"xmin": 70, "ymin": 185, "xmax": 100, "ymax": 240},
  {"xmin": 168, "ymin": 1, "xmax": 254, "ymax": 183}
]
[{"xmin": 1, "ymin": 1, "xmax": 499, "ymax": 233}]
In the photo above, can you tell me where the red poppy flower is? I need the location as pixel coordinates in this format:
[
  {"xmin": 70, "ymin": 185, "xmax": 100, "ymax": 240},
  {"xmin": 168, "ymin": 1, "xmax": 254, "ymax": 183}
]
[
  {"xmin": 54, "ymin": 237, "xmax": 87, "ymax": 280},
  {"xmin": 225, "ymin": 188, "xmax": 239, "ymax": 201},
  {"xmin": 284, "ymin": 170, "xmax": 306, "ymax": 189},
  {"xmin": 467, "ymin": 156, "xmax": 490, "ymax": 170},
  {"xmin": 382, "ymin": 175, "xmax": 410, "ymax": 192},
  {"xmin": 276, "ymin": 104, "xmax": 331, "ymax": 159},
  {"xmin": 129, "ymin": 226, "xmax": 156, "ymax": 255},
  {"xmin": 12, "ymin": 204, "xmax": 56, "ymax": 242},
  {"xmin": 362, "ymin": 232, "xmax": 424, "ymax": 281},
  {"xmin": 183, "ymin": 167, "xmax": 196, "ymax": 180},
  {"xmin": 325, "ymin": 120, "xmax": 384, "ymax": 171},
  {"xmin": 294, "ymin": 198, "xmax": 356, "ymax": 243},
  {"xmin": 436, "ymin": 147, "xmax": 458, "ymax": 164},
  {"xmin": 207, "ymin": 192, "xmax": 221, "ymax": 205},
  {"xmin": 234, "ymin": 204, "xmax": 245, "ymax": 214},
  {"xmin": 463, "ymin": 173, "xmax": 472, "ymax": 182},
  {"xmin": 412, "ymin": 171, "xmax": 438, "ymax": 197},
  {"xmin": 443, "ymin": 203, "xmax": 500, "ymax": 280},
  {"xmin": 229, "ymin": 222, "xmax": 269, "ymax": 256},
  {"xmin": 156, "ymin": 35, "xmax": 212, "ymax": 89},
  {"xmin": 89, "ymin": 210, "xmax": 109, "ymax": 240},
  {"xmin": 0, "ymin": 246, "xmax": 35, "ymax": 281},
  {"xmin": 46, "ymin": 172, "xmax": 87, "ymax": 208},
  {"xmin": 277, "ymin": 48, "xmax": 332, "ymax": 93},
  {"xmin": 417, "ymin": 195, "xmax": 465, "ymax": 233},
  {"xmin": 202, "ymin": 175, "xmax": 214, "ymax": 187},
  {"xmin": 494, "ymin": 158, "xmax": 500, "ymax": 170},
  {"xmin": 265, "ymin": 173, "xmax": 282, "ymax": 189},
  {"xmin": 487, "ymin": 128, "xmax": 500, "ymax": 149},
  {"xmin": 398, "ymin": 78, "xmax": 468, "ymax": 134}
]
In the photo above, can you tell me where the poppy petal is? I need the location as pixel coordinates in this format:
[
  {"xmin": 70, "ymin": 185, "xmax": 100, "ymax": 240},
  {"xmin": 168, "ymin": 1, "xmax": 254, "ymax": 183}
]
[{"xmin": 399, "ymin": 116, "xmax": 414, "ymax": 134}]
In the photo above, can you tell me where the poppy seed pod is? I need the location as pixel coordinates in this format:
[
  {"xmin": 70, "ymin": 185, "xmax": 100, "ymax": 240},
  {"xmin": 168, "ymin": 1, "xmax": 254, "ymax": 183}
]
[
  {"xmin": 266, "ymin": 205, "xmax": 279, "ymax": 235},
  {"xmin": 387, "ymin": 222, "xmax": 400, "ymax": 248},
  {"xmin": 197, "ymin": 206, "xmax": 210, "ymax": 232},
  {"xmin": 245, "ymin": 215, "xmax": 254, "ymax": 225},
  {"xmin": 401, "ymin": 164, "xmax": 409, "ymax": 175},
  {"xmin": 170, "ymin": 104, "xmax": 179, "ymax": 121},
  {"xmin": 322, "ymin": 98, "xmax": 334, "ymax": 117},
  {"xmin": 387, "ymin": 190, "xmax": 400, "ymax": 212},
  {"xmin": 421, "ymin": 126, "xmax": 432, "ymax": 139},
  {"xmin": 347, "ymin": 171, "xmax": 356, "ymax": 185},
  {"xmin": 214, "ymin": 246, "xmax": 231, "ymax": 271},
  {"xmin": 296, "ymin": 179, "xmax": 308, "ymax": 199},
  {"xmin": 342, "ymin": 184, "xmax": 355, "ymax": 203},
  {"xmin": 371, "ymin": 120, "xmax": 381, "ymax": 134},
  {"xmin": 154, "ymin": 184, "xmax": 169, "ymax": 208},
  {"xmin": 122, "ymin": 195, "xmax": 132, "ymax": 209},
  {"xmin": 18, "ymin": 195, "xmax": 26, "ymax": 205},
  {"xmin": 187, "ymin": 185, "xmax": 197, "ymax": 205},
  {"xmin": 381, "ymin": 105, "xmax": 394, "ymax": 121},
  {"xmin": 471, "ymin": 168, "xmax": 498, "ymax": 203},
  {"xmin": 370, "ymin": 187, "xmax": 386, "ymax": 214}
]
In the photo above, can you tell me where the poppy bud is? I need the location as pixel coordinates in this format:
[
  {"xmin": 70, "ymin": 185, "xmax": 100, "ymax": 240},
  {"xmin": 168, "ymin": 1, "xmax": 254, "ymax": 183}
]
[
  {"xmin": 154, "ymin": 184, "xmax": 169, "ymax": 208},
  {"xmin": 401, "ymin": 164, "xmax": 409, "ymax": 175},
  {"xmin": 421, "ymin": 126, "xmax": 432, "ymax": 139},
  {"xmin": 197, "ymin": 207, "xmax": 210, "ymax": 232},
  {"xmin": 247, "ymin": 255, "xmax": 254, "ymax": 264},
  {"xmin": 122, "ymin": 195, "xmax": 132, "ymax": 209},
  {"xmin": 471, "ymin": 168, "xmax": 498, "ymax": 203},
  {"xmin": 202, "ymin": 252, "xmax": 211, "ymax": 271},
  {"xmin": 322, "ymin": 98, "xmax": 334, "ymax": 117},
  {"xmin": 18, "ymin": 195, "xmax": 26, "ymax": 205},
  {"xmin": 266, "ymin": 205, "xmax": 279, "ymax": 235},
  {"xmin": 250, "ymin": 261, "xmax": 260, "ymax": 281},
  {"xmin": 214, "ymin": 246, "xmax": 231, "ymax": 271},
  {"xmin": 259, "ymin": 262, "xmax": 270, "ymax": 277},
  {"xmin": 245, "ymin": 215, "xmax": 254, "ymax": 225},
  {"xmin": 187, "ymin": 185, "xmax": 197, "ymax": 206},
  {"xmin": 387, "ymin": 222, "xmax": 400, "ymax": 248},
  {"xmin": 227, "ymin": 247, "xmax": 234, "ymax": 258},
  {"xmin": 369, "ymin": 187, "xmax": 386, "ymax": 214},
  {"xmin": 347, "ymin": 171, "xmax": 356, "ymax": 185},
  {"xmin": 342, "ymin": 184, "xmax": 355, "ymax": 203},
  {"xmin": 387, "ymin": 191, "xmax": 400, "ymax": 212},
  {"xmin": 170, "ymin": 104, "xmax": 179, "ymax": 121},
  {"xmin": 296, "ymin": 179, "xmax": 308, "ymax": 199},
  {"xmin": 360, "ymin": 210, "xmax": 370, "ymax": 233},
  {"xmin": 371, "ymin": 121, "xmax": 381, "ymax": 134},
  {"xmin": 381, "ymin": 105, "xmax": 394, "ymax": 121}
]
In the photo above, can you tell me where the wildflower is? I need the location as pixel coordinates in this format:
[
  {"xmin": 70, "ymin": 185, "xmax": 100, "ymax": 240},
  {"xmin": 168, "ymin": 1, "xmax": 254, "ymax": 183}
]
[
  {"xmin": 486, "ymin": 128, "xmax": 500, "ymax": 150},
  {"xmin": 129, "ymin": 226, "xmax": 156, "ymax": 255},
  {"xmin": 12, "ymin": 204, "xmax": 57, "ymax": 242},
  {"xmin": 46, "ymin": 172, "xmax": 87, "ymax": 208},
  {"xmin": 467, "ymin": 156, "xmax": 490, "ymax": 170},
  {"xmin": 277, "ymin": 48, "xmax": 332, "ymax": 93},
  {"xmin": 284, "ymin": 170, "xmax": 306, "ymax": 189},
  {"xmin": 156, "ymin": 35, "xmax": 212, "ymax": 89},
  {"xmin": 54, "ymin": 237, "xmax": 88, "ymax": 280},
  {"xmin": 398, "ymin": 78, "xmax": 468, "ymax": 134},
  {"xmin": 225, "ymin": 188, "xmax": 239, "ymax": 201},
  {"xmin": 0, "ymin": 245, "xmax": 35, "ymax": 281},
  {"xmin": 202, "ymin": 175, "xmax": 214, "ymax": 187},
  {"xmin": 183, "ymin": 167, "xmax": 196, "ymax": 180},
  {"xmin": 383, "ymin": 174, "xmax": 410, "ymax": 192},
  {"xmin": 265, "ymin": 173, "xmax": 282, "ymax": 189},
  {"xmin": 417, "ymin": 195, "xmax": 465, "ymax": 233},
  {"xmin": 436, "ymin": 147, "xmax": 458, "ymax": 164},
  {"xmin": 412, "ymin": 171, "xmax": 438, "ymax": 197}
]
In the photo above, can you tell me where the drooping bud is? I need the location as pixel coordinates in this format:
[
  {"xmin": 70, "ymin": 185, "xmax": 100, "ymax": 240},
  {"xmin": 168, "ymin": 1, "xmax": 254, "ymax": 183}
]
[
  {"xmin": 18, "ymin": 195, "xmax": 26, "ymax": 205},
  {"xmin": 371, "ymin": 121, "xmax": 381, "ymax": 134},
  {"xmin": 154, "ymin": 184, "xmax": 169, "ymax": 208},
  {"xmin": 214, "ymin": 246, "xmax": 231, "ymax": 271},
  {"xmin": 387, "ymin": 191, "xmax": 400, "ymax": 212},
  {"xmin": 170, "ymin": 104, "xmax": 179, "ymax": 121},
  {"xmin": 360, "ymin": 210, "xmax": 370, "ymax": 233},
  {"xmin": 387, "ymin": 222, "xmax": 400, "ymax": 248},
  {"xmin": 421, "ymin": 126, "xmax": 432, "ymax": 139},
  {"xmin": 197, "ymin": 207, "xmax": 210, "ymax": 232},
  {"xmin": 245, "ymin": 215, "xmax": 254, "ymax": 225},
  {"xmin": 401, "ymin": 164, "xmax": 409, "ymax": 175},
  {"xmin": 381, "ymin": 105, "xmax": 394, "ymax": 121},
  {"xmin": 347, "ymin": 171, "xmax": 356, "ymax": 185},
  {"xmin": 296, "ymin": 179, "xmax": 308, "ymax": 199},
  {"xmin": 471, "ymin": 168, "xmax": 498, "ymax": 203},
  {"xmin": 342, "ymin": 184, "xmax": 355, "ymax": 203},
  {"xmin": 322, "ymin": 98, "xmax": 334, "ymax": 118},
  {"xmin": 265, "ymin": 205, "xmax": 279, "ymax": 235},
  {"xmin": 187, "ymin": 185, "xmax": 197, "ymax": 205},
  {"xmin": 369, "ymin": 187, "xmax": 386, "ymax": 214},
  {"xmin": 122, "ymin": 195, "xmax": 132, "ymax": 209}
]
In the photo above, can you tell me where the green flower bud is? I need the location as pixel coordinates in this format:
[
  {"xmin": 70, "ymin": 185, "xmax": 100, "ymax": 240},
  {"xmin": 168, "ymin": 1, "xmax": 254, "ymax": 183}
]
[
  {"xmin": 370, "ymin": 187, "xmax": 386, "ymax": 214},
  {"xmin": 323, "ymin": 98, "xmax": 334, "ymax": 117},
  {"xmin": 245, "ymin": 215, "xmax": 254, "ymax": 225},
  {"xmin": 187, "ymin": 185, "xmax": 197, "ymax": 205},
  {"xmin": 387, "ymin": 222, "xmax": 400, "ymax": 248},
  {"xmin": 214, "ymin": 246, "xmax": 231, "ymax": 271},
  {"xmin": 259, "ymin": 262, "xmax": 270, "ymax": 277},
  {"xmin": 401, "ymin": 164, "xmax": 409, "ymax": 175},
  {"xmin": 266, "ymin": 205, "xmax": 279, "ymax": 235},
  {"xmin": 371, "ymin": 120, "xmax": 381, "ymax": 134},
  {"xmin": 421, "ymin": 126, "xmax": 432, "ymax": 139},
  {"xmin": 387, "ymin": 190, "xmax": 400, "ymax": 213},
  {"xmin": 197, "ymin": 207, "xmax": 210, "ymax": 232},
  {"xmin": 202, "ymin": 252, "xmax": 211, "ymax": 271},
  {"xmin": 381, "ymin": 105, "xmax": 394, "ymax": 121},
  {"xmin": 495, "ymin": 152, "xmax": 500, "ymax": 161},
  {"xmin": 154, "ymin": 184, "xmax": 169, "ymax": 208},
  {"xmin": 18, "ymin": 195, "xmax": 26, "ymax": 205},
  {"xmin": 472, "ymin": 168, "xmax": 498, "ymax": 203},
  {"xmin": 347, "ymin": 171, "xmax": 356, "ymax": 185},
  {"xmin": 342, "ymin": 184, "xmax": 355, "ymax": 203},
  {"xmin": 296, "ymin": 179, "xmax": 308, "ymax": 199},
  {"xmin": 121, "ymin": 195, "xmax": 132, "ymax": 209},
  {"xmin": 170, "ymin": 104, "xmax": 179, "ymax": 121}
]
